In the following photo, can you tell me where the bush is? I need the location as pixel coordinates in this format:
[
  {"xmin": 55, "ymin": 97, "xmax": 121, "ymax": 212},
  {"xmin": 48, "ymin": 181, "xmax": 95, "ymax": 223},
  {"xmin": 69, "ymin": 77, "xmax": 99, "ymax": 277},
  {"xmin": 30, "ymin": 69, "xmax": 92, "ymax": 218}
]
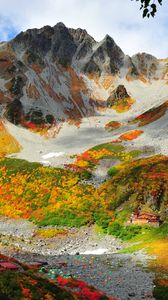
[
  {"xmin": 38, "ymin": 211, "xmax": 91, "ymax": 228},
  {"xmin": 107, "ymin": 222, "xmax": 142, "ymax": 240},
  {"xmin": 108, "ymin": 166, "xmax": 119, "ymax": 177},
  {"xmin": 34, "ymin": 228, "xmax": 67, "ymax": 238},
  {"xmin": 107, "ymin": 222, "xmax": 122, "ymax": 236},
  {"xmin": 79, "ymin": 170, "xmax": 92, "ymax": 180},
  {"xmin": 108, "ymin": 192, "xmax": 131, "ymax": 210},
  {"xmin": 0, "ymin": 270, "xmax": 74, "ymax": 300},
  {"xmin": 94, "ymin": 212, "xmax": 112, "ymax": 230},
  {"xmin": 153, "ymin": 284, "xmax": 168, "ymax": 300},
  {"xmin": 30, "ymin": 110, "xmax": 44, "ymax": 125},
  {"xmin": 46, "ymin": 114, "xmax": 55, "ymax": 124}
]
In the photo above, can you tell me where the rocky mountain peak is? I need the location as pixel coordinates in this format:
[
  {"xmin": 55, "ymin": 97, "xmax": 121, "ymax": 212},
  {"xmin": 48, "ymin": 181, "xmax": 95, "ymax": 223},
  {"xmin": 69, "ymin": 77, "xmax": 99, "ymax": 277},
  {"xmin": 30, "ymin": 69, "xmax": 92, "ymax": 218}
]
[
  {"xmin": 131, "ymin": 52, "xmax": 159, "ymax": 79},
  {"xmin": 69, "ymin": 27, "xmax": 95, "ymax": 45},
  {"xmin": 11, "ymin": 22, "xmax": 77, "ymax": 66},
  {"xmin": 9, "ymin": 23, "xmax": 127, "ymax": 74},
  {"xmin": 103, "ymin": 34, "xmax": 115, "ymax": 45},
  {"xmin": 0, "ymin": 22, "xmax": 167, "ymax": 131},
  {"xmin": 53, "ymin": 22, "xmax": 66, "ymax": 28},
  {"xmin": 83, "ymin": 33, "xmax": 125, "ymax": 75}
]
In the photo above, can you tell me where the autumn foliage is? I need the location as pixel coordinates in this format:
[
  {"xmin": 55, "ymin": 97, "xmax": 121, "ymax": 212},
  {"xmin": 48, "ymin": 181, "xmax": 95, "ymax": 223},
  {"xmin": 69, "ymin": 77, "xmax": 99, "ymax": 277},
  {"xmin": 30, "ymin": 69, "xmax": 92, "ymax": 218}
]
[
  {"xmin": 105, "ymin": 121, "xmax": 122, "ymax": 131},
  {"xmin": 0, "ymin": 253, "xmax": 114, "ymax": 300},
  {"xmin": 119, "ymin": 130, "xmax": 144, "ymax": 140},
  {"xmin": 0, "ymin": 120, "xmax": 21, "ymax": 156},
  {"xmin": 0, "ymin": 150, "xmax": 168, "ymax": 233},
  {"xmin": 129, "ymin": 101, "xmax": 168, "ymax": 127}
]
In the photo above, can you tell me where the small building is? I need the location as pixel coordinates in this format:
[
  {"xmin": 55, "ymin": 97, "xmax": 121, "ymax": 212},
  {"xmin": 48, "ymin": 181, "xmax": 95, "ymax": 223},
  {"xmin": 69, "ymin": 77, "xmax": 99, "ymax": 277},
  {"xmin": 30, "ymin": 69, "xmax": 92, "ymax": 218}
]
[{"xmin": 130, "ymin": 212, "xmax": 161, "ymax": 227}]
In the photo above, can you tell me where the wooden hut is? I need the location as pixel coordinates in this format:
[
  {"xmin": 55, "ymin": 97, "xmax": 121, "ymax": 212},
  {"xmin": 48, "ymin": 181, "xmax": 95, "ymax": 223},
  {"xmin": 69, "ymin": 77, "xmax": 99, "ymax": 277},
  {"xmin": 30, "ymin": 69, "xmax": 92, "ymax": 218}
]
[{"xmin": 130, "ymin": 212, "xmax": 161, "ymax": 227}]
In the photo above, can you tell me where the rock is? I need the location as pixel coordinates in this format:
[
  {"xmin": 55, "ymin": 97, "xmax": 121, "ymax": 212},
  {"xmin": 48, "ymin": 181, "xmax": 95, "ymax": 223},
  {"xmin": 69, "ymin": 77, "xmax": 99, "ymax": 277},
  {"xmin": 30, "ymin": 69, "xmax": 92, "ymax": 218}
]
[
  {"xmin": 128, "ymin": 292, "xmax": 136, "ymax": 297},
  {"xmin": 107, "ymin": 85, "xmax": 130, "ymax": 107}
]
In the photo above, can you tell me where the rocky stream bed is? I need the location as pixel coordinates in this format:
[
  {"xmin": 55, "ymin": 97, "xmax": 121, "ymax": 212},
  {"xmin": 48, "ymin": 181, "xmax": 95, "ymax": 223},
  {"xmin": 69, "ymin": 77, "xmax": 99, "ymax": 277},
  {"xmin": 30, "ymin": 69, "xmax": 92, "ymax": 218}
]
[{"xmin": 0, "ymin": 217, "xmax": 158, "ymax": 300}]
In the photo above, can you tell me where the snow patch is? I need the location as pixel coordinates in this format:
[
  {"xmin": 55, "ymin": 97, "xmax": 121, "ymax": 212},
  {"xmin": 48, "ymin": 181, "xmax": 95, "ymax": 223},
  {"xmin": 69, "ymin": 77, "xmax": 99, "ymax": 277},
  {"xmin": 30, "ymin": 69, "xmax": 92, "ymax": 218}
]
[
  {"xmin": 42, "ymin": 152, "xmax": 65, "ymax": 159},
  {"xmin": 40, "ymin": 160, "xmax": 51, "ymax": 165}
]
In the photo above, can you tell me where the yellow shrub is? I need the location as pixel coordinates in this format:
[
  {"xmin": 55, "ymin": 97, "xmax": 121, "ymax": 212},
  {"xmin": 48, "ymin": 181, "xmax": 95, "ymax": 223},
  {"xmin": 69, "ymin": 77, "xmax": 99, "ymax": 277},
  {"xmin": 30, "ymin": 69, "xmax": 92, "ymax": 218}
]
[{"xmin": 34, "ymin": 228, "xmax": 68, "ymax": 238}]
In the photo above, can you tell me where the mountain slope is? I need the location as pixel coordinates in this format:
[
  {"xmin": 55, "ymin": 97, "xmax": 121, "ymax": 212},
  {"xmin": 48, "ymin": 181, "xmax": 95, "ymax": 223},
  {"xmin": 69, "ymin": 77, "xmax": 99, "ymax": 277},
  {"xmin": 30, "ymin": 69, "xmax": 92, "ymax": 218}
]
[{"xmin": 0, "ymin": 22, "xmax": 168, "ymax": 132}]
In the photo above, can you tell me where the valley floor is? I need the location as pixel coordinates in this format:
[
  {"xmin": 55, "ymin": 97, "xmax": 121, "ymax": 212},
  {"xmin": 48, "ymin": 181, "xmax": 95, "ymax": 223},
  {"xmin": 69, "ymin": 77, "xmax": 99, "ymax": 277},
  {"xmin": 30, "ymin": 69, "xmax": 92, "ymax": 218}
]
[
  {"xmin": 0, "ymin": 113, "xmax": 168, "ymax": 299},
  {"xmin": 0, "ymin": 218, "xmax": 125, "ymax": 256},
  {"xmin": 0, "ymin": 218, "xmax": 156, "ymax": 300},
  {"xmin": 4, "ymin": 112, "xmax": 167, "ymax": 168}
]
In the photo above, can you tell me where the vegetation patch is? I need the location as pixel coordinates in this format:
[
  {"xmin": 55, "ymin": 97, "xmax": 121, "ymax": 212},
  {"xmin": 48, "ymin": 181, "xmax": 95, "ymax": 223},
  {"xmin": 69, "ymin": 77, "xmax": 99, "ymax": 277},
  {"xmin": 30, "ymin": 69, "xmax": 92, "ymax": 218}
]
[
  {"xmin": 0, "ymin": 253, "xmax": 114, "ymax": 300},
  {"xmin": 97, "ymin": 155, "xmax": 168, "ymax": 230},
  {"xmin": 119, "ymin": 130, "xmax": 144, "ymax": 141},
  {"xmin": 0, "ymin": 120, "xmax": 21, "ymax": 156},
  {"xmin": 0, "ymin": 153, "xmax": 168, "ymax": 238},
  {"xmin": 153, "ymin": 283, "xmax": 168, "ymax": 300},
  {"xmin": 107, "ymin": 166, "xmax": 119, "ymax": 177},
  {"xmin": 111, "ymin": 97, "xmax": 135, "ymax": 113},
  {"xmin": 129, "ymin": 101, "xmax": 168, "ymax": 127},
  {"xmin": 0, "ymin": 158, "xmax": 113, "ymax": 228},
  {"xmin": 107, "ymin": 223, "xmax": 142, "ymax": 240},
  {"xmin": 0, "ymin": 271, "xmax": 75, "ymax": 300},
  {"xmin": 105, "ymin": 121, "xmax": 122, "ymax": 131},
  {"xmin": 34, "ymin": 228, "xmax": 68, "ymax": 238},
  {"xmin": 107, "ymin": 85, "xmax": 135, "ymax": 113},
  {"xmin": 65, "ymin": 142, "xmax": 141, "ymax": 175}
]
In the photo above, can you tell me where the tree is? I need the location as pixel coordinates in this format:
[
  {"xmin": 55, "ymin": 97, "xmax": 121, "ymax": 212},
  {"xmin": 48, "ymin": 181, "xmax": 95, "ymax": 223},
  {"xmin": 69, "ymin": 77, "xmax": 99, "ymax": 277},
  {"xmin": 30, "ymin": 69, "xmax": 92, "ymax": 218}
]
[{"xmin": 131, "ymin": 0, "xmax": 163, "ymax": 18}]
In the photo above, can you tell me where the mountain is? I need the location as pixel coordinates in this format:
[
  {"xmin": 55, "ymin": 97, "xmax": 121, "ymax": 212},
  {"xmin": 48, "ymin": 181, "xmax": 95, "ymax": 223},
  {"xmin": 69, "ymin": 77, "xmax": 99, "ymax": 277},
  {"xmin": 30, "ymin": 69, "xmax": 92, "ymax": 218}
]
[
  {"xmin": 0, "ymin": 22, "xmax": 168, "ymax": 130},
  {"xmin": 0, "ymin": 24, "xmax": 168, "ymax": 295}
]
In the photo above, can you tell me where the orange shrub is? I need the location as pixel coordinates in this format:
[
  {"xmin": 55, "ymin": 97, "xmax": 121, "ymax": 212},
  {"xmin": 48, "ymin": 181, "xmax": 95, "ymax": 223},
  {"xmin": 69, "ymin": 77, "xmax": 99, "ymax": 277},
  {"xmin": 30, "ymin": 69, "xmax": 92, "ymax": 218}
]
[{"xmin": 119, "ymin": 130, "xmax": 144, "ymax": 141}]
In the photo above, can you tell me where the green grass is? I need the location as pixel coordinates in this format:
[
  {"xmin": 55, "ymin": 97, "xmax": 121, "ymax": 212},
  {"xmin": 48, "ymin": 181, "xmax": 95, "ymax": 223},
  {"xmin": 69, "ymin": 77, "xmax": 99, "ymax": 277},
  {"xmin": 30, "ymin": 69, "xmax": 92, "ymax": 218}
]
[
  {"xmin": 153, "ymin": 284, "xmax": 168, "ymax": 300},
  {"xmin": 118, "ymin": 223, "xmax": 168, "ymax": 253},
  {"xmin": 78, "ymin": 169, "xmax": 92, "ymax": 180},
  {"xmin": 128, "ymin": 149, "xmax": 142, "ymax": 158},
  {"xmin": 0, "ymin": 158, "xmax": 41, "ymax": 174},
  {"xmin": 107, "ymin": 166, "xmax": 119, "ymax": 177},
  {"xmin": 91, "ymin": 143, "xmax": 125, "ymax": 153},
  {"xmin": 36, "ymin": 211, "xmax": 92, "ymax": 228},
  {"xmin": 107, "ymin": 222, "xmax": 142, "ymax": 240}
]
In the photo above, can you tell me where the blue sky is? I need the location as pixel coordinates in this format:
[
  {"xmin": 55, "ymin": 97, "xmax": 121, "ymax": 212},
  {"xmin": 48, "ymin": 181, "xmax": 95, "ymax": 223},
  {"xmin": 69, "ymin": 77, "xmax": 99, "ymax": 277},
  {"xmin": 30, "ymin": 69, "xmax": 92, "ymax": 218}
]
[{"xmin": 0, "ymin": 0, "xmax": 168, "ymax": 58}]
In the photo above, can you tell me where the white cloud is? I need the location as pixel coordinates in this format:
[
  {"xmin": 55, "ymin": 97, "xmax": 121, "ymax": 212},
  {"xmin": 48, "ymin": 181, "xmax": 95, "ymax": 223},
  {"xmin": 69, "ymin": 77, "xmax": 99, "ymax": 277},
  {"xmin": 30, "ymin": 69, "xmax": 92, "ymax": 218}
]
[{"xmin": 0, "ymin": 0, "xmax": 168, "ymax": 58}]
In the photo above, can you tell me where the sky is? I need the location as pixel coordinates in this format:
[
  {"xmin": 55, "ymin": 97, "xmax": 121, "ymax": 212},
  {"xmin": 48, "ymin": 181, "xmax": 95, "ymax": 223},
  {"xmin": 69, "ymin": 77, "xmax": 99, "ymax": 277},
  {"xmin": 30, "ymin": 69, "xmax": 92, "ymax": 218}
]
[{"xmin": 0, "ymin": 0, "xmax": 168, "ymax": 58}]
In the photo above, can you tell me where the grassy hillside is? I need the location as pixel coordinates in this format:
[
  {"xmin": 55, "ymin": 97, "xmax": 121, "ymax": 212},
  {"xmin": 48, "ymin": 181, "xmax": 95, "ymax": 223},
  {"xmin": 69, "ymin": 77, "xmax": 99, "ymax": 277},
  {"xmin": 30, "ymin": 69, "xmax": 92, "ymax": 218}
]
[
  {"xmin": 0, "ymin": 153, "xmax": 167, "ymax": 231},
  {"xmin": 98, "ymin": 155, "xmax": 168, "ymax": 222},
  {"xmin": 0, "ymin": 158, "xmax": 97, "ymax": 227},
  {"xmin": 0, "ymin": 152, "xmax": 168, "ymax": 299}
]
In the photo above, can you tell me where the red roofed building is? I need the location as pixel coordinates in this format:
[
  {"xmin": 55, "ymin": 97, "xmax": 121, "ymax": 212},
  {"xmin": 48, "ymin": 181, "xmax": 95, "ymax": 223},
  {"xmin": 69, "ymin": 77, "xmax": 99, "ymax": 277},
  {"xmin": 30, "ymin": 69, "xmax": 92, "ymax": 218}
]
[{"xmin": 130, "ymin": 211, "xmax": 161, "ymax": 227}]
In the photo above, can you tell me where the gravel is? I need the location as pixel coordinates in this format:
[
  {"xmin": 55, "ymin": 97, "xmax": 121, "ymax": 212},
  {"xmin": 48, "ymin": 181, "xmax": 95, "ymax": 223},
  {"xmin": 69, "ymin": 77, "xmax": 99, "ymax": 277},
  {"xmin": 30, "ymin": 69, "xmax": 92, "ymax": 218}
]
[
  {"xmin": 3, "ymin": 251, "xmax": 156, "ymax": 300},
  {"xmin": 0, "ymin": 219, "xmax": 125, "ymax": 256},
  {"xmin": 0, "ymin": 217, "xmax": 156, "ymax": 300}
]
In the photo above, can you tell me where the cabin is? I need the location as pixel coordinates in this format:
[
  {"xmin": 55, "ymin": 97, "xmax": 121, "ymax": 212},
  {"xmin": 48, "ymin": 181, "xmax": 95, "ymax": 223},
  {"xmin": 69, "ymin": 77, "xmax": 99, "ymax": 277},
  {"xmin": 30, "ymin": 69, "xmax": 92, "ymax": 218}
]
[{"xmin": 130, "ymin": 211, "xmax": 161, "ymax": 227}]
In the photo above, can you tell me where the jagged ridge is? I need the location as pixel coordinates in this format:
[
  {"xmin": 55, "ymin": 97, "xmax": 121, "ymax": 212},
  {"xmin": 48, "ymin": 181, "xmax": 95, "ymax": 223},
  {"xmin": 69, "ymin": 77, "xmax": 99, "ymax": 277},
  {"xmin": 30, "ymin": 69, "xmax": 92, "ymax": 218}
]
[{"xmin": 0, "ymin": 22, "xmax": 167, "ymax": 131}]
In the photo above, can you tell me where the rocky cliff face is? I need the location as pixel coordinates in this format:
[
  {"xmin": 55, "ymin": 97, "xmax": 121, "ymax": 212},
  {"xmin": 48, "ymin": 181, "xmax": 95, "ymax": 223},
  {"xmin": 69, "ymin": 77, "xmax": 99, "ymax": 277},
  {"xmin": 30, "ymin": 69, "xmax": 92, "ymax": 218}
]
[
  {"xmin": 107, "ymin": 85, "xmax": 130, "ymax": 107},
  {"xmin": 0, "ymin": 22, "xmax": 167, "ymax": 128}
]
